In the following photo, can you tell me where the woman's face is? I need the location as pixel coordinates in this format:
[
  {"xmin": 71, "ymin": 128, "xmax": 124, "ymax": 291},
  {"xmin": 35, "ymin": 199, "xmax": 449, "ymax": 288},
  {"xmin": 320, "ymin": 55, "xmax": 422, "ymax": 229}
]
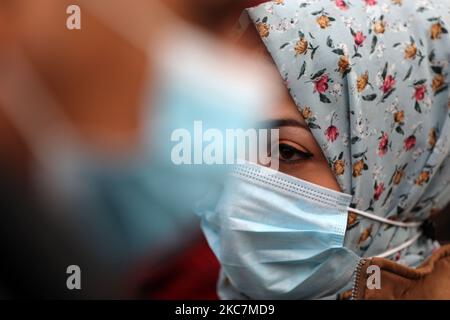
[{"xmin": 243, "ymin": 26, "xmax": 341, "ymax": 192}]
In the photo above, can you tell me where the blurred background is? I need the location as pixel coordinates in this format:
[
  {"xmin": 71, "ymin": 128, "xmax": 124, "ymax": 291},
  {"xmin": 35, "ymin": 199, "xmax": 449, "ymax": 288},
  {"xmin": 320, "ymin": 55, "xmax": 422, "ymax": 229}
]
[
  {"xmin": 0, "ymin": 0, "xmax": 448, "ymax": 300},
  {"xmin": 0, "ymin": 0, "xmax": 272, "ymax": 299}
]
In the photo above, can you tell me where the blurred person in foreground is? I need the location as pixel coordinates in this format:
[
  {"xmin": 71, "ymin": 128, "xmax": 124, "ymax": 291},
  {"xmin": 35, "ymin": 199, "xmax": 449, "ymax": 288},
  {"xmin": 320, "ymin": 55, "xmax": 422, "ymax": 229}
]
[{"xmin": 0, "ymin": 0, "xmax": 277, "ymax": 299}]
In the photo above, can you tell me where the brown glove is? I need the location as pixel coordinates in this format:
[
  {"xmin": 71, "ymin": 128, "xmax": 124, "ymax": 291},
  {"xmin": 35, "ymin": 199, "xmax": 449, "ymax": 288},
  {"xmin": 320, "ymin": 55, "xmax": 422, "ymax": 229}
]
[{"xmin": 353, "ymin": 244, "xmax": 450, "ymax": 300}]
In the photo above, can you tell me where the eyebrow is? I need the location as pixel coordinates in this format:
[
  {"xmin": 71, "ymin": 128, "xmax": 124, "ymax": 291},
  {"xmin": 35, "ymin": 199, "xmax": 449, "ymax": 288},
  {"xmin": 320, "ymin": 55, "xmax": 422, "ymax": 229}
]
[{"xmin": 257, "ymin": 119, "xmax": 309, "ymax": 130}]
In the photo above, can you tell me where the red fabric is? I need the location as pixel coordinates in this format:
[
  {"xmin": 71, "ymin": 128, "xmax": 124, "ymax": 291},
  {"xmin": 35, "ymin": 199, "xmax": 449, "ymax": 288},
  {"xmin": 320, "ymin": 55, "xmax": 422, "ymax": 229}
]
[{"xmin": 137, "ymin": 234, "xmax": 220, "ymax": 300}]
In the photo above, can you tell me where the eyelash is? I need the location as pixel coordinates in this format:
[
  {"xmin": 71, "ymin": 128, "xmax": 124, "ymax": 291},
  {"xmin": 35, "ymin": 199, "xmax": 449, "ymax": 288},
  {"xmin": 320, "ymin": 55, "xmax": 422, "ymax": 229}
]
[{"xmin": 273, "ymin": 143, "xmax": 314, "ymax": 164}]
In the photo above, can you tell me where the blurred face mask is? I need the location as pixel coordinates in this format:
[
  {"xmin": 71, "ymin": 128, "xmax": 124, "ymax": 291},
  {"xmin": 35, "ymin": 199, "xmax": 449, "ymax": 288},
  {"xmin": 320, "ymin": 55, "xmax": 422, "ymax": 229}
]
[
  {"xmin": 198, "ymin": 162, "xmax": 422, "ymax": 299},
  {"xmin": 0, "ymin": 10, "xmax": 276, "ymax": 263}
]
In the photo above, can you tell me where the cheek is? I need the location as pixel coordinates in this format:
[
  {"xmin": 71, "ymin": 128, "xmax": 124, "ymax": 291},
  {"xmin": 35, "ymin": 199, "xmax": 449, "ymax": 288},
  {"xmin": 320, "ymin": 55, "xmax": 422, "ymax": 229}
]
[
  {"xmin": 305, "ymin": 162, "xmax": 342, "ymax": 192},
  {"xmin": 280, "ymin": 160, "xmax": 342, "ymax": 192}
]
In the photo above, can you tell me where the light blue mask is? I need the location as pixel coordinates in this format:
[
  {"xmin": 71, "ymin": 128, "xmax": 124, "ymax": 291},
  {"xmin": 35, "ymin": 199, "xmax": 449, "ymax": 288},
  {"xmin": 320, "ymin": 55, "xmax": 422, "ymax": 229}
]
[{"xmin": 198, "ymin": 162, "xmax": 362, "ymax": 299}]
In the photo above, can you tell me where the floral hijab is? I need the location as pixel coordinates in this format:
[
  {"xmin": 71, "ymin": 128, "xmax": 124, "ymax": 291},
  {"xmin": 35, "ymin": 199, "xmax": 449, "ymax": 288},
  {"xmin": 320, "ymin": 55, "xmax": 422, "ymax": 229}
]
[{"xmin": 245, "ymin": 0, "xmax": 450, "ymax": 266}]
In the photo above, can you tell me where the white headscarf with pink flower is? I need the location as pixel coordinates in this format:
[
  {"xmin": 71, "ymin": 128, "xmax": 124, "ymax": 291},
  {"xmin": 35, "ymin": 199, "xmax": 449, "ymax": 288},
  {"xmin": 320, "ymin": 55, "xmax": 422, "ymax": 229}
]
[{"xmin": 247, "ymin": 0, "xmax": 450, "ymax": 265}]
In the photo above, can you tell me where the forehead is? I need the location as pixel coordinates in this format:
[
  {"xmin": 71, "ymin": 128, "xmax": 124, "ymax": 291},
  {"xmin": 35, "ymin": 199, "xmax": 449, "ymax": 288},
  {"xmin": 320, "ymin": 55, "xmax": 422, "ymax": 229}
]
[{"xmin": 237, "ymin": 22, "xmax": 304, "ymax": 121}]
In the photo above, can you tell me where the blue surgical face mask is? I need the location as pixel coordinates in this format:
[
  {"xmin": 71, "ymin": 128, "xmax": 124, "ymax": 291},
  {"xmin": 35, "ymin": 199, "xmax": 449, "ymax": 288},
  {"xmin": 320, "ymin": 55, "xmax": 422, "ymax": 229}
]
[
  {"xmin": 198, "ymin": 162, "xmax": 423, "ymax": 300},
  {"xmin": 198, "ymin": 162, "xmax": 361, "ymax": 299}
]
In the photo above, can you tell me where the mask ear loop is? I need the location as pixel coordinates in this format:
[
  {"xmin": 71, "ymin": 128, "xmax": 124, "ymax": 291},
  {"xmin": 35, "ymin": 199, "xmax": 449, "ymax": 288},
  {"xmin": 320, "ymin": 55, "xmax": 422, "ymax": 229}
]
[
  {"xmin": 373, "ymin": 232, "xmax": 422, "ymax": 259},
  {"xmin": 347, "ymin": 207, "xmax": 424, "ymax": 258},
  {"xmin": 347, "ymin": 207, "xmax": 423, "ymax": 258},
  {"xmin": 347, "ymin": 207, "xmax": 422, "ymax": 228}
]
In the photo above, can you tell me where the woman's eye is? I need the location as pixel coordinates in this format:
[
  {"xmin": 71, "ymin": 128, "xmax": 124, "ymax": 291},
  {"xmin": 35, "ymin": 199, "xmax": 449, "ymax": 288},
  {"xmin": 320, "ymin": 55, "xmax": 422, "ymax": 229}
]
[{"xmin": 277, "ymin": 143, "xmax": 313, "ymax": 163}]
